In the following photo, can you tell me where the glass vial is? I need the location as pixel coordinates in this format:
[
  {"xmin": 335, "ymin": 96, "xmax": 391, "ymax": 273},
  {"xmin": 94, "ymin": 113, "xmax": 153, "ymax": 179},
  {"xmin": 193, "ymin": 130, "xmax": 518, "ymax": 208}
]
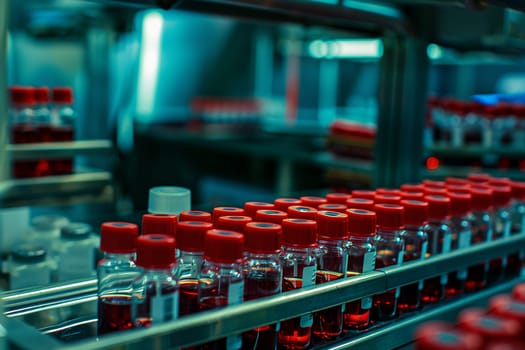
[
  {"xmin": 198, "ymin": 229, "xmax": 244, "ymax": 350},
  {"xmin": 372, "ymin": 204, "xmax": 405, "ymax": 321},
  {"xmin": 421, "ymin": 195, "xmax": 452, "ymax": 304},
  {"xmin": 487, "ymin": 184, "xmax": 512, "ymax": 284},
  {"xmin": 242, "ymin": 222, "xmax": 282, "ymax": 350},
  {"xmin": 57, "ymin": 222, "xmax": 98, "ymax": 281},
  {"xmin": 33, "ymin": 87, "xmax": 52, "ymax": 176},
  {"xmin": 175, "ymin": 221, "xmax": 212, "ymax": 317},
  {"xmin": 398, "ymin": 200, "xmax": 429, "ymax": 314},
  {"xmin": 50, "ymin": 87, "xmax": 75, "ymax": 174},
  {"xmin": 279, "ymin": 218, "xmax": 317, "ymax": 350},
  {"xmin": 8, "ymin": 243, "xmax": 52, "ymax": 290},
  {"xmin": 132, "ymin": 234, "xmax": 178, "ymax": 328},
  {"xmin": 97, "ymin": 222, "xmax": 139, "ymax": 336},
  {"xmin": 312, "ymin": 210, "xmax": 349, "ymax": 340},
  {"xmin": 344, "ymin": 209, "xmax": 376, "ymax": 330}
]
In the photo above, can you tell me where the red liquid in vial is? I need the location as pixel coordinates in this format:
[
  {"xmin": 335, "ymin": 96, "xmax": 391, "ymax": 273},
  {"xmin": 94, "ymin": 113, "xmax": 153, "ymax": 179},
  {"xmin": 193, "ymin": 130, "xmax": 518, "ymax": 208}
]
[
  {"xmin": 313, "ymin": 271, "xmax": 344, "ymax": 339},
  {"xmin": 421, "ymin": 276, "xmax": 444, "ymax": 305},
  {"xmin": 465, "ymin": 263, "xmax": 487, "ymax": 292},
  {"xmin": 199, "ymin": 296, "xmax": 229, "ymax": 350},
  {"xmin": 445, "ymin": 272, "xmax": 466, "ymax": 298},
  {"xmin": 243, "ymin": 269, "xmax": 280, "ymax": 350},
  {"xmin": 97, "ymin": 296, "xmax": 133, "ymax": 335},
  {"xmin": 11, "ymin": 125, "xmax": 39, "ymax": 178},
  {"xmin": 179, "ymin": 279, "xmax": 199, "ymax": 317},
  {"xmin": 280, "ymin": 277, "xmax": 312, "ymax": 349},
  {"xmin": 506, "ymin": 253, "xmax": 522, "ymax": 279},
  {"xmin": 398, "ymin": 252, "xmax": 421, "ymax": 314},
  {"xmin": 50, "ymin": 126, "xmax": 73, "ymax": 174},
  {"xmin": 372, "ymin": 251, "xmax": 399, "ymax": 320},
  {"xmin": 344, "ymin": 267, "xmax": 371, "ymax": 331},
  {"xmin": 487, "ymin": 258, "xmax": 503, "ymax": 285},
  {"xmin": 133, "ymin": 284, "xmax": 177, "ymax": 329}
]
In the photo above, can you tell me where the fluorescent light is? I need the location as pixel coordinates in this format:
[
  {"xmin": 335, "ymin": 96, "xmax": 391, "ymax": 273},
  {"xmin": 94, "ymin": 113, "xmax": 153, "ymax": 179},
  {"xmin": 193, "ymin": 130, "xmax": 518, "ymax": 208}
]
[
  {"xmin": 427, "ymin": 43, "xmax": 443, "ymax": 60},
  {"xmin": 308, "ymin": 39, "xmax": 382, "ymax": 59}
]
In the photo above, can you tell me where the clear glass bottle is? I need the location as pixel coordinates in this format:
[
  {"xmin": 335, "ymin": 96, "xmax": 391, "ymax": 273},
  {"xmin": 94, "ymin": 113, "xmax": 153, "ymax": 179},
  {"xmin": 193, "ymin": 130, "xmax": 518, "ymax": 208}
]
[
  {"xmin": 508, "ymin": 181, "xmax": 525, "ymax": 277},
  {"xmin": 97, "ymin": 222, "xmax": 139, "ymax": 336},
  {"xmin": 279, "ymin": 218, "xmax": 317, "ymax": 350},
  {"xmin": 8, "ymin": 243, "xmax": 52, "ymax": 290},
  {"xmin": 487, "ymin": 184, "xmax": 512, "ymax": 284},
  {"xmin": 198, "ymin": 229, "xmax": 244, "ymax": 350},
  {"xmin": 255, "ymin": 209, "xmax": 289, "ymax": 225},
  {"xmin": 312, "ymin": 210, "xmax": 349, "ymax": 340},
  {"xmin": 421, "ymin": 196, "xmax": 452, "ymax": 304},
  {"xmin": 466, "ymin": 188, "xmax": 491, "ymax": 292},
  {"xmin": 344, "ymin": 209, "xmax": 376, "ymax": 330},
  {"xmin": 372, "ymin": 204, "xmax": 405, "ymax": 321},
  {"xmin": 50, "ymin": 87, "xmax": 75, "ymax": 175},
  {"xmin": 8, "ymin": 86, "xmax": 38, "ymax": 178},
  {"xmin": 446, "ymin": 192, "xmax": 473, "ymax": 295},
  {"xmin": 398, "ymin": 200, "xmax": 429, "ymax": 314},
  {"xmin": 131, "ymin": 234, "xmax": 178, "ymax": 328},
  {"xmin": 57, "ymin": 222, "xmax": 98, "ymax": 282},
  {"xmin": 242, "ymin": 222, "xmax": 282, "ymax": 350},
  {"xmin": 175, "ymin": 221, "xmax": 212, "ymax": 317}
]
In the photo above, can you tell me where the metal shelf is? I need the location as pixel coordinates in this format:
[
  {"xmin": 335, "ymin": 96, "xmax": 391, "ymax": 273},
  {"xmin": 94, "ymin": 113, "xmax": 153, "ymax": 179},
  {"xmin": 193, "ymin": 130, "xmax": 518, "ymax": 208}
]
[
  {"xmin": 427, "ymin": 145, "xmax": 525, "ymax": 158},
  {"xmin": 1, "ymin": 234, "xmax": 524, "ymax": 349},
  {"xmin": 6, "ymin": 140, "xmax": 114, "ymax": 160}
]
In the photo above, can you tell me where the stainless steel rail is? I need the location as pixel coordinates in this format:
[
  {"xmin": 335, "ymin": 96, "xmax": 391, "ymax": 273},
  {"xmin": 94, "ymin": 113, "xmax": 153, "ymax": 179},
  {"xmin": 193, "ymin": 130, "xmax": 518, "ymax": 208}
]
[
  {"xmin": 6, "ymin": 140, "xmax": 113, "ymax": 160},
  {"xmin": 1, "ymin": 234, "xmax": 524, "ymax": 349}
]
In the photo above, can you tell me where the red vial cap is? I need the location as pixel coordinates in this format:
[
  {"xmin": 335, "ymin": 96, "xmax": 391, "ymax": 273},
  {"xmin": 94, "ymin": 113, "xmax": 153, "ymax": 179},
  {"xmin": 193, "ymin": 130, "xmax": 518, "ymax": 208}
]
[
  {"xmin": 52, "ymin": 87, "xmax": 73, "ymax": 104},
  {"xmin": 176, "ymin": 221, "xmax": 212, "ymax": 252},
  {"xmin": 448, "ymin": 192, "xmax": 472, "ymax": 217},
  {"xmin": 458, "ymin": 308, "xmax": 522, "ymax": 340},
  {"xmin": 376, "ymin": 188, "xmax": 402, "ymax": 196},
  {"xmin": 446, "ymin": 184, "xmax": 471, "ymax": 194},
  {"xmin": 470, "ymin": 187, "xmax": 493, "ymax": 211},
  {"xmin": 489, "ymin": 185, "xmax": 512, "ymax": 208},
  {"xmin": 9, "ymin": 86, "xmax": 35, "ymax": 106},
  {"xmin": 489, "ymin": 177, "xmax": 511, "ymax": 186},
  {"xmin": 346, "ymin": 209, "xmax": 376, "ymax": 237},
  {"xmin": 351, "ymin": 190, "xmax": 376, "ymax": 200},
  {"xmin": 468, "ymin": 173, "xmax": 491, "ymax": 184},
  {"xmin": 511, "ymin": 181, "xmax": 525, "ymax": 201},
  {"xmin": 485, "ymin": 340, "xmax": 525, "ymax": 350},
  {"xmin": 325, "ymin": 192, "xmax": 351, "ymax": 204},
  {"xmin": 274, "ymin": 198, "xmax": 301, "ymax": 211},
  {"xmin": 244, "ymin": 201, "xmax": 275, "ymax": 218},
  {"xmin": 141, "ymin": 214, "xmax": 177, "ymax": 239},
  {"xmin": 213, "ymin": 207, "xmax": 245, "ymax": 225},
  {"xmin": 423, "ymin": 186, "xmax": 448, "ymax": 196},
  {"xmin": 204, "ymin": 229, "xmax": 244, "ymax": 263},
  {"xmin": 100, "ymin": 222, "xmax": 138, "ymax": 254},
  {"xmin": 318, "ymin": 203, "xmax": 347, "ymax": 213},
  {"xmin": 446, "ymin": 177, "xmax": 470, "ymax": 186},
  {"xmin": 512, "ymin": 283, "xmax": 525, "ymax": 302},
  {"xmin": 346, "ymin": 198, "xmax": 374, "ymax": 211},
  {"xmin": 244, "ymin": 222, "xmax": 282, "ymax": 254},
  {"xmin": 489, "ymin": 294, "xmax": 525, "ymax": 324},
  {"xmin": 300, "ymin": 196, "xmax": 327, "ymax": 208},
  {"xmin": 374, "ymin": 194, "xmax": 401, "ymax": 205},
  {"xmin": 255, "ymin": 209, "xmax": 288, "ymax": 224},
  {"xmin": 422, "ymin": 179, "xmax": 446, "ymax": 188},
  {"xmin": 34, "ymin": 87, "xmax": 49, "ymax": 104},
  {"xmin": 281, "ymin": 218, "xmax": 317, "ymax": 248},
  {"xmin": 136, "ymin": 234, "xmax": 176, "ymax": 269},
  {"xmin": 400, "ymin": 183, "xmax": 425, "ymax": 192},
  {"xmin": 401, "ymin": 200, "xmax": 429, "ymax": 226},
  {"xmin": 179, "ymin": 210, "xmax": 212, "ymax": 222},
  {"xmin": 316, "ymin": 211, "xmax": 349, "ymax": 240},
  {"xmin": 374, "ymin": 204, "xmax": 404, "ymax": 230},
  {"xmin": 287, "ymin": 205, "xmax": 318, "ymax": 220},
  {"xmin": 400, "ymin": 191, "xmax": 424, "ymax": 200},
  {"xmin": 216, "ymin": 215, "xmax": 252, "ymax": 233},
  {"xmin": 414, "ymin": 321, "xmax": 483, "ymax": 350},
  {"xmin": 424, "ymin": 195, "xmax": 451, "ymax": 220}
]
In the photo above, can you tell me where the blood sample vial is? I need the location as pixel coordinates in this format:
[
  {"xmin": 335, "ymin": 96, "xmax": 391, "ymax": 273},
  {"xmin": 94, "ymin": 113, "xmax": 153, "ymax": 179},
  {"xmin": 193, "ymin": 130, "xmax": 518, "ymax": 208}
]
[
  {"xmin": 198, "ymin": 229, "xmax": 244, "ymax": 350},
  {"xmin": 300, "ymin": 196, "xmax": 328, "ymax": 208},
  {"xmin": 351, "ymin": 190, "xmax": 376, "ymax": 200},
  {"xmin": 175, "ymin": 221, "xmax": 212, "ymax": 317},
  {"xmin": 179, "ymin": 210, "xmax": 212, "ymax": 223},
  {"xmin": 374, "ymin": 194, "xmax": 402, "ymax": 205},
  {"xmin": 398, "ymin": 200, "xmax": 429, "ymax": 314},
  {"xmin": 421, "ymin": 196, "xmax": 452, "ymax": 305},
  {"xmin": 508, "ymin": 181, "xmax": 525, "ymax": 277},
  {"xmin": 97, "ymin": 222, "xmax": 139, "ymax": 336},
  {"xmin": 244, "ymin": 201, "xmax": 275, "ymax": 218},
  {"xmin": 465, "ymin": 188, "xmax": 491, "ymax": 292},
  {"xmin": 215, "ymin": 215, "xmax": 252, "ymax": 234},
  {"xmin": 131, "ymin": 234, "xmax": 178, "ymax": 328},
  {"xmin": 274, "ymin": 198, "xmax": 301, "ymax": 212},
  {"xmin": 487, "ymin": 184, "xmax": 512, "ymax": 284},
  {"xmin": 312, "ymin": 211, "xmax": 349, "ymax": 340},
  {"xmin": 50, "ymin": 87, "xmax": 75, "ymax": 175},
  {"xmin": 279, "ymin": 219, "xmax": 317, "ymax": 349},
  {"xmin": 318, "ymin": 203, "xmax": 347, "ymax": 213},
  {"xmin": 242, "ymin": 222, "xmax": 282, "ymax": 350},
  {"xmin": 287, "ymin": 205, "xmax": 318, "ymax": 220},
  {"xmin": 254, "ymin": 209, "xmax": 288, "ymax": 225},
  {"xmin": 446, "ymin": 192, "xmax": 473, "ymax": 295},
  {"xmin": 212, "ymin": 207, "xmax": 246, "ymax": 226},
  {"xmin": 344, "ymin": 209, "xmax": 376, "ymax": 330},
  {"xmin": 325, "ymin": 193, "xmax": 351, "ymax": 204},
  {"xmin": 372, "ymin": 204, "xmax": 405, "ymax": 321},
  {"xmin": 346, "ymin": 198, "xmax": 374, "ymax": 211}
]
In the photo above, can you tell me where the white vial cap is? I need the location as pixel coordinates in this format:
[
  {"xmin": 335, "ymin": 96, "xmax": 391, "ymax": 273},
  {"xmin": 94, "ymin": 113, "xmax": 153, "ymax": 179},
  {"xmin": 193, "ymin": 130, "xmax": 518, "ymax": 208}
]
[{"xmin": 148, "ymin": 186, "xmax": 191, "ymax": 215}]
